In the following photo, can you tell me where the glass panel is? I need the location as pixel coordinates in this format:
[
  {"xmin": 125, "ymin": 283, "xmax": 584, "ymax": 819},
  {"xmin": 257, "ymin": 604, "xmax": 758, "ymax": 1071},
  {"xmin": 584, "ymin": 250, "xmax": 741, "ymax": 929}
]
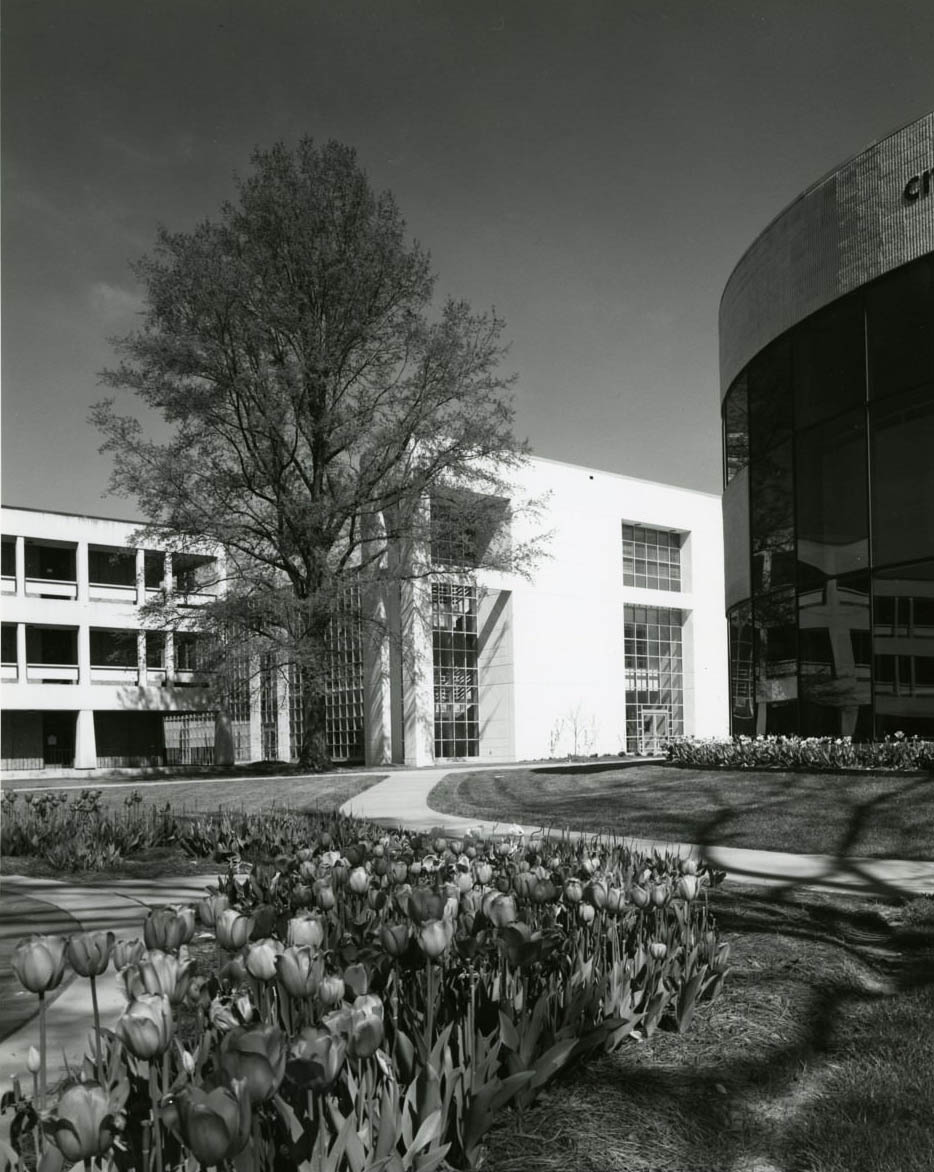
[
  {"xmin": 748, "ymin": 336, "xmax": 793, "ymax": 458},
  {"xmin": 792, "ymin": 294, "xmax": 866, "ymax": 429},
  {"xmin": 89, "ymin": 547, "xmax": 136, "ymax": 586},
  {"xmin": 728, "ymin": 602, "xmax": 756, "ymax": 735},
  {"xmin": 798, "ymin": 572, "xmax": 871, "ymax": 736},
  {"xmin": 432, "ymin": 582, "xmax": 479, "ymax": 757},
  {"xmin": 872, "ymin": 560, "xmax": 934, "ymax": 737},
  {"xmin": 624, "ymin": 605, "xmax": 684, "ymax": 749},
  {"xmin": 146, "ymin": 631, "xmax": 165, "ymax": 668},
  {"xmin": 867, "ymin": 257, "xmax": 934, "ymax": 401},
  {"xmin": 1, "ymin": 624, "xmax": 16, "ymax": 662},
  {"xmin": 754, "ymin": 589, "xmax": 798, "ymax": 732},
  {"xmin": 750, "ymin": 440, "xmax": 794, "ymax": 594},
  {"xmin": 795, "ymin": 408, "xmax": 868, "ymax": 587},
  {"xmin": 870, "ymin": 385, "xmax": 934, "ymax": 568},
  {"xmin": 1, "ymin": 539, "xmax": 14, "ymax": 577},
  {"xmin": 622, "ymin": 524, "xmax": 682, "ymax": 591},
  {"xmin": 89, "ymin": 628, "xmax": 137, "ymax": 667},
  {"xmin": 144, "ymin": 551, "xmax": 165, "ymax": 589}
]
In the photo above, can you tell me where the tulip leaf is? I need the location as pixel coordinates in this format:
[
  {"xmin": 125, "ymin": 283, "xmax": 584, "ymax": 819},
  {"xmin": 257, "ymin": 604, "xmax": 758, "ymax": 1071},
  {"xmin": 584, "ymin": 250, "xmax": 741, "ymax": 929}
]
[
  {"xmin": 403, "ymin": 1107, "xmax": 442, "ymax": 1163},
  {"xmin": 529, "ymin": 1036, "xmax": 578, "ymax": 1089},
  {"xmin": 273, "ymin": 1094, "xmax": 304, "ymax": 1143}
]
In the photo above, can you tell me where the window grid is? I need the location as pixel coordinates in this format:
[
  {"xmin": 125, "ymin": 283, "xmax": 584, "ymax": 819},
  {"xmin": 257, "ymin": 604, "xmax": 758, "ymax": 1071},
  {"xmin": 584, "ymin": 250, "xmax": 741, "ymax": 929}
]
[
  {"xmin": 259, "ymin": 651, "xmax": 278, "ymax": 760},
  {"xmin": 623, "ymin": 605, "xmax": 685, "ymax": 750},
  {"xmin": 622, "ymin": 525, "xmax": 683, "ymax": 591},
  {"xmin": 432, "ymin": 582, "xmax": 479, "ymax": 758},
  {"xmin": 325, "ymin": 584, "xmax": 365, "ymax": 762}
]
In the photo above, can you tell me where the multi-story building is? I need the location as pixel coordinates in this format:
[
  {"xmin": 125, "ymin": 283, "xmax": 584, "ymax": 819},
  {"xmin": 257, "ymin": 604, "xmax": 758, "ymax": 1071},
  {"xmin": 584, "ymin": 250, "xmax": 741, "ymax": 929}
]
[
  {"xmin": 1, "ymin": 454, "xmax": 729, "ymax": 773},
  {"xmin": 719, "ymin": 111, "xmax": 934, "ymax": 737}
]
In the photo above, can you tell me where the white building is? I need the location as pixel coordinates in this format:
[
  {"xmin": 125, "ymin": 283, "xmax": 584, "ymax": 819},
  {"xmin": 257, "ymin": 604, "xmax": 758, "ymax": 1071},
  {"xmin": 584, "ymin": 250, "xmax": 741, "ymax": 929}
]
[{"xmin": 1, "ymin": 457, "xmax": 728, "ymax": 773}]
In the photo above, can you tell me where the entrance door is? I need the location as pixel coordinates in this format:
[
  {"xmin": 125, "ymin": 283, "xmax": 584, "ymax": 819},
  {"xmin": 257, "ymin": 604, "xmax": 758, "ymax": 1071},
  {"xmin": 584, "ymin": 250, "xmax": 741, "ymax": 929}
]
[
  {"xmin": 42, "ymin": 712, "xmax": 76, "ymax": 767},
  {"xmin": 640, "ymin": 709, "xmax": 669, "ymax": 755}
]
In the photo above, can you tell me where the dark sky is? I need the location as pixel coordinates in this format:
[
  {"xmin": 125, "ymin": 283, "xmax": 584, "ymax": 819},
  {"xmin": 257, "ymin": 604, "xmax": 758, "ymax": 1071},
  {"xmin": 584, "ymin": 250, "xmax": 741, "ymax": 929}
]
[{"xmin": 3, "ymin": 0, "xmax": 933, "ymax": 518}]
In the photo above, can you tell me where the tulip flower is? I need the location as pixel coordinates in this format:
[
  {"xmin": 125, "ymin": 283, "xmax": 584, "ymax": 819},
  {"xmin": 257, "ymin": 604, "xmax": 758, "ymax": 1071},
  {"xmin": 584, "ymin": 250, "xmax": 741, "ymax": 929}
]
[
  {"xmin": 165, "ymin": 1079, "xmax": 251, "ymax": 1165},
  {"xmin": 27, "ymin": 1046, "xmax": 41, "ymax": 1074},
  {"xmin": 143, "ymin": 906, "xmax": 195, "ymax": 952},
  {"xmin": 215, "ymin": 908, "xmax": 254, "ymax": 952},
  {"xmin": 123, "ymin": 948, "xmax": 193, "ymax": 1006},
  {"xmin": 12, "ymin": 935, "xmax": 68, "ymax": 994},
  {"xmin": 586, "ymin": 880, "xmax": 608, "ymax": 909},
  {"xmin": 276, "ymin": 947, "xmax": 324, "ymax": 999},
  {"xmin": 390, "ymin": 860, "xmax": 408, "ymax": 884},
  {"xmin": 563, "ymin": 878, "xmax": 584, "ymax": 904},
  {"xmin": 650, "ymin": 883, "xmax": 670, "ymax": 908},
  {"xmin": 380, "ymin": 923, "xmax": 410, "ymax": 958},
  {"xmin": 116, "ymin": 993, "xmax": 173, "ymax": 1058},
  {"xmin": 416, "ymin": 917, "xmax": 455, "ymax": 960},
  {"xmin": 112, "ymin": 938, "xmax": 145, "ymax": 970},
  {"xmin": 348, "ymin": 867, "xmax": 370, "ymax": 895},
  {"xmin": 474, "ymin": 862, "xmax": 493, "ymax": 886},
  {"xmin": 630, "ymin": 885, "xmax": 650, "ymax": 909},
  {"xmin": 314, "ymin": 879, "xmax": 336, "ymax": 910},
  {"xmin": 197, "ymin": 893, "xmax": 230, "ymax": 928},
  {"xmin": 44, "ymin": 1083, "xmax": 122, "ymax": 1163},
  {"xmin": 488, "ymin": 894, "xmax": 518, "ymax": 928},
  {"xmin": 209, "ymin": 998, "xmax": 240, "ymax": 1032},
  {"xmin": 649, "ymin": 941, "xmax": 668, "ymax": 960},
  {"xmin": 66, "ymin": 931, "xmax": 114, "ymax": 979},
  {"xmin": 347, "ymin": 994, "xmax": 385, "ymax": 1059},
  {"xmin": 286, "ymin": 1027, "xmax": 346, "ymax": 1092},
  {"xmin": 219, "ymin": 1024, "xmax": 287, "ymax": 1104},
  {"xmin": 287, "ymin": 912, "xmax": 325, "ymax": 949},
  {"xmin": 682, "ymin": 857, "xmax": 699, "ymax": 876},
  {"xmin": 605, "ymin": 887, "xmax": 627, "ymax": 914},
  {"xmin": 343, "ymin": 963, "xmax": 368, "ymax": 998},
  {"xmin": 578, "ymin": 903, "xmax": 596, "ymax": 925},
  {"xmin": 318, "ymin": 975, "xmax": 345, "ymax": 1007},
  {"xmin": 406, "ymin": 888, "xmax": 447, "ymax": 924},
  {"xmin": 677, "ymin": 875, "xmax": 699, "ymax": 902},
  {"xmin": 245, "ymin": 938, "xmax": 284, "ymax": 983},
  {"xmin": 532, "ymin": 878, "xmax": 558, "ymax": 904}
]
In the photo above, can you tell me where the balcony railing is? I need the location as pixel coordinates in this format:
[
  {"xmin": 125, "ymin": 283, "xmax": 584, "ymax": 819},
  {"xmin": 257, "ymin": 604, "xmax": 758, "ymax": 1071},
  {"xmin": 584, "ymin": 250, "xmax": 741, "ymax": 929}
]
[
  {"xmin": 90, "ymin": 665, "xmax": 140, "ymax": 684},
  {"xmin": 1, "ymin": 663, "xmax": 17, "ymax": 681},
  {"xmin": 25, "ymin": 578, "xmax": 78, "ymax": 600},
  {"xmin": 1, "ymin": 576, "xmax": 15, "ymax": 595},
  {"xmin": 26, "ymin": 663, "xmax": 79, "ymax": 683},
  {"xmin": 89, "ymin": 582, "xmax": 137, "ymax": 603}
]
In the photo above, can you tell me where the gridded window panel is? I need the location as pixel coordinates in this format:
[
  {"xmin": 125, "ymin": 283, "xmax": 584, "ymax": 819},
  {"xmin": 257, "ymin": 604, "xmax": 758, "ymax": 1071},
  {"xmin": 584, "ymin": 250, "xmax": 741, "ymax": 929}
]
[
  {"xmin": 622, "ymin": 525, "xmax": 683, "ymax": 591},
  {"xmin": 163, "ymin": 714, "xmax": 214, "ymax": 766},
  {"xmin": 623, "ymin": 605, "xmax": 684, "ymax": 750},
  {"xmin": 432, "ymin": 582, "xmax": 479, "ymax": 758},
  {"xmin": 259, "ymin": 651, "xmax": 279, "ymax": 760}
]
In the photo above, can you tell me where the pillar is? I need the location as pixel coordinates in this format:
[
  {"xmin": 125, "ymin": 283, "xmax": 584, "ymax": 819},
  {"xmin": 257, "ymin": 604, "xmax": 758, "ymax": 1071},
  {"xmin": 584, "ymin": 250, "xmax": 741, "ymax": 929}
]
[
  {"xmin": 76, "ymin": 540, "xmax": 88, "ymax": 602},
  {"xmin": 15, "ymin": 536, "xmax": 25, "ymax": 595},
  {"xmin": 78, "ymin": 622, "xmax": 91, "ymax": 685},
  {"xmin": 137, "ymin": 629, "xmax": 148, "ymax": 686},
  {"xmin": 16, "ymin": 622, "xmax": 26, "ymax": 683},
  {"xmin": 164, "ymin": 631, "xmax": 175, "ymax": 683},
  {"xmin": 248, "ymin": 649, "xmax": 262, "ymax": 761},
  {"xmin": 276, "ymin": 659, "xmax": 292, "ymax": 761},
  {"xmin": 362, "ymin": 584, "xmax": 393, "ymax": 767},
  {"xmin": 401, "ymin": 577, "xmax": 435, "ymax": 766},
  {"xmin": 136, "ymin": 548, "xmax": 146, "ymax": 606},
  {"xmin": 75, "ymin": 709, "xmax": 97, "ymax": 770},
  {"xmin": 163, "ymin": 551, "xmax": 173, "ymax": 595},
  {"xmin": 214, "ymin": 710, "xmax": 235, "ymax": 766}
]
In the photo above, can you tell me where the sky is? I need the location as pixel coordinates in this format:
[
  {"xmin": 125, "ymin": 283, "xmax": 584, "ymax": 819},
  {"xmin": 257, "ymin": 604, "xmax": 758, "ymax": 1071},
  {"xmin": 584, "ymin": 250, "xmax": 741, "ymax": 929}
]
[{"xmin": 3, "ymin": 0, "xmax": 933, "ymax": 519}]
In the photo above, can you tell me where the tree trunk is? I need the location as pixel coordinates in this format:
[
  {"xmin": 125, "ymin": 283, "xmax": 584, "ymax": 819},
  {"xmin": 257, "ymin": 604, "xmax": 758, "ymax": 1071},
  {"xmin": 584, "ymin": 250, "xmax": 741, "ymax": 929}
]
[{"xmin": 299, "ymin": 672, "xmax": 331, "ymax": 771}]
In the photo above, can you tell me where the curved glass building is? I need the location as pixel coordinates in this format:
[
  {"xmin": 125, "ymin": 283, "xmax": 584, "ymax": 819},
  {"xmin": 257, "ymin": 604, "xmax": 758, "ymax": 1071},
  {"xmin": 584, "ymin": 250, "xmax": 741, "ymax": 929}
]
[{"xmin": 720, "ymin": 112, "xmax": 934, "ymax": 738}]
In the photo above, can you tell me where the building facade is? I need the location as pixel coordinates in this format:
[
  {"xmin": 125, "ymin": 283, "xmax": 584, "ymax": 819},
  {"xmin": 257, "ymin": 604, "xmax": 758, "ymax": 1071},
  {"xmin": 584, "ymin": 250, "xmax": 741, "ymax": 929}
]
[
  {"xmin": 2, "ymin": 456, "xmax": 728, "ymax": 772},
  {"xmin": 719, "ymin": 112, "xmax": 934, "ymax": 738}
]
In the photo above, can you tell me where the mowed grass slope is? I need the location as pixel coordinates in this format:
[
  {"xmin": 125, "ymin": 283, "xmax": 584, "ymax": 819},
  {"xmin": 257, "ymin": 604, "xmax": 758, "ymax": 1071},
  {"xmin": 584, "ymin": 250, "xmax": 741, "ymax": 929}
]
[{"xmin": 428, "ymin": 763, "xmax": 934, "ymax": 859}]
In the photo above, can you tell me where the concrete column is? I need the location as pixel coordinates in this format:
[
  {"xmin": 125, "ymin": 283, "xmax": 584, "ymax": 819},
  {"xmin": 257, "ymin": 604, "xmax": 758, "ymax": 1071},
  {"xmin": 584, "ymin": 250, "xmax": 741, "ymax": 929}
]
[
  {"xmin": 77, "ymin": 622, "xmax": 91, "ymax": 685},
  {"xmin": 165, "ymin": 631, "xmax": 175, "ymax": 683},
  {"xmin": 214, "ymin": 710, "xmax": 235, "ymax": 766},
  {"xmin": 248, "ymin": 650, "xmax": 262, "ymax": 761},
  {"xmin": 15, "ymin": 536, "xmax": 25, "ymax": 595},
  {"xmin": 76, "ymin": 540, "xmax": 89, "ymax": 602},
  {"xmin": 137, "ymin": 630, "xmax": 148, "ymax": 686},
  {"xmin": 386, "ymin": 584, "xmax": 405, "ymax": 764},
  {"xmin": 362, "ymin": 585, "xmax": 393, "ymax": 767},
  {"xmin": 401, "ymin": 577, "xmax": 435, "ymax": 766},
  {"xmin": 136, "ymin": 549, "xmax": 146, "ymax": 606},
  {"xmin": 16, "ymin": 622, "xmax": 27, "ymax": 682},
  {"xmin": 163, "ymin": 552, "xmax": 173, "ymax": 595},
  {"xmin": 75, "ymin": 709, "xmax": 97, "ymax": 769},
  {"xmin": 276, "ymin": 659, "xmax": 292, "ymax": 761}
]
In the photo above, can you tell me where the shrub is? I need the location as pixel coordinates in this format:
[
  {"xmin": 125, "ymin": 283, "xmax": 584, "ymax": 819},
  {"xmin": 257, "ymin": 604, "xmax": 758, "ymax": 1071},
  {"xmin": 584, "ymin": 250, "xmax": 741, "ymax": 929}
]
[{"xmin": 667, "ymin": 734, "xmax": 934, "ymax": 773}]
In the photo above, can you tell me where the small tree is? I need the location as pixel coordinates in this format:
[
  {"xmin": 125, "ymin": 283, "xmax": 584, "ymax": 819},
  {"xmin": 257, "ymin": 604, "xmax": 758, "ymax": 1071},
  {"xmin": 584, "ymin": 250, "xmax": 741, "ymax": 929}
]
[{"xmin": 93, "ymin": 138, "xmax": 540, "ymax": 767}]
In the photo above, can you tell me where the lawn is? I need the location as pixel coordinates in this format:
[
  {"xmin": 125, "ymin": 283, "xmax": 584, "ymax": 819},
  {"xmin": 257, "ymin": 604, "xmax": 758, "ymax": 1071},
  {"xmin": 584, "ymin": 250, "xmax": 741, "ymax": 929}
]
[
  {"xmin": 2, "ymin": 769, "xmax": 386, "ymax": 817},
  {"xmin": 483, "ymin": 885, "xmax": 934, "ymax": 1172},
  {"xmin": 428, "ymin": 762, "xmax": 934, "ymax": 859}
]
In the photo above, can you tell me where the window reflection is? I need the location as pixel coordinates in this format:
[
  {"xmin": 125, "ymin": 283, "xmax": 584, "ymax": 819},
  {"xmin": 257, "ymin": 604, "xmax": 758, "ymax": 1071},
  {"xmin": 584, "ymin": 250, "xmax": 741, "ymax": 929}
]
[
  {"xmin": 795, "ymin": 409, "xmax": 868, "ymax": 585},
  {"xmin": 750, "ymin": 440, "xmax": 794, "ymax": 594},
  {"xmin": 798, "ymin": 572, "xmax": 871, "ymax": 736},
  {"xmin": 754, "ymin": 589, "xmax": 798, "ymax": 732},
  {"xmin": 723, "ymin": 375, "xmax": 749, "ymax": 484},
  {"xmin": 793, "ymin": 294, "xmax": 866, "ymax": 429},
  {"xmin": 867, "ymin": 257, "xmax": 934, "ymax": 401},
  {"xmin": 872, "ymin": 560, "xmax": 934, "ymax": 736},
  {"xmin": 728, "ymin": 602, "xmax": 755, "ymax": 734},
  {"xmin": 870, "ymin": 386, "xmax": 934, "ymax": 568},
  {"xmin": 748, "ymin": 337, "xmax": 793, "ymax": 458}
]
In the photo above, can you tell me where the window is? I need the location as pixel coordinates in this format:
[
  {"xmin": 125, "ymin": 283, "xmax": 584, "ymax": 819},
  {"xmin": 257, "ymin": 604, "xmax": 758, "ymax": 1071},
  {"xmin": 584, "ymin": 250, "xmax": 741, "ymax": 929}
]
[
  {"xmin": 24, "ymin": 542, "xmax": 76, "ymax": 582},
  {"xmin": 792, "ymin": 294, "xmax": 866, "ymax": 430},
  {"xmin": 432, "ymin": 582, "xmax": 479, "ymax": 758},
  {"xmin": 867, "ymin": 257, "xmax": 934, "ymax": 401},
  {"xmin": 260, "ymin": 652, "xmax": 278, "ymax": 759},
  {"xmin": 173, "ymin": 554, "xmax": 215, "ymax": 596},
  {"xmin": 146, "ymin": 631, "xmax": 165, "ymax": 669},
  {"xmin": 623, "ymin": 605, "xmax": 684, "ymax": 749},
  {"xmin": 872, "ymin": 561, "xmax": 934, "ymax": 736},
  {"xmin": 325, "ymin": 585, "xmax": 365, "ymax": 762},
  {"xmin": 89, "ymin": 629, "xmax": 137, "ymax": 667},
  {"xmin": 723, "ymin": 375, "xmax": 749, "ymax": 484},
  {"xmin": 797, "ymin": 573, "xmax": 871, "ymax": 737},
  {"xmin": 430, "ymin": 489, "xmax": 510, "ymax": 569},
  {"xmin": 728, "ymin": 603, "xmax": 755, "ymax": 733},
  {"xmin": 88, "ymin": 547, "xmax": 135, "ymax": 587},
  {"xmin": 870, "ymin": 387, "xmax": 934, "ymax": 568},
  {"xmin": 748, "ymin": 336, "xmax": 793, "ymax": 458},
  {"xmin": 144, "ymin": 552, "xmax": 165, "ymax": 589},
  {"xmin": 750, "ymin": 441, "xmax": 795, "ymax": 594},
  {"xmin": 1, "ymin": 624, "xmax": 16, "ymax": 663},
  {"xmin": 622, "ymin": 525, "xmax": 683, "ymax": 591},
  {"xmin": 1, "ymin": 539, "xmax": 14, "ymax": 578}
]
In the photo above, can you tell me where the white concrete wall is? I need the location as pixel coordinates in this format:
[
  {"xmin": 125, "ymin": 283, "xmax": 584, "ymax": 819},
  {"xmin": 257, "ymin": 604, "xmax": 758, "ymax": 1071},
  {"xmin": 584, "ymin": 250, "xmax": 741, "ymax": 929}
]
[{"xmin": 476, "ymin": 457, "xmax": 729, "ymax": 760}]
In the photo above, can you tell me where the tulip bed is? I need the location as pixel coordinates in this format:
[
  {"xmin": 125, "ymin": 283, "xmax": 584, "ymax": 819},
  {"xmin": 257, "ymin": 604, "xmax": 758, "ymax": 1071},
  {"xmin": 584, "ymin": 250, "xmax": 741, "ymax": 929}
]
[
  {"xmin": 5, "ymin": 819, "xmax": 729, "ymax": 1172},
  {"xmin": 667, "ymin": 734, "xmax": 934, "ymax": 772}
]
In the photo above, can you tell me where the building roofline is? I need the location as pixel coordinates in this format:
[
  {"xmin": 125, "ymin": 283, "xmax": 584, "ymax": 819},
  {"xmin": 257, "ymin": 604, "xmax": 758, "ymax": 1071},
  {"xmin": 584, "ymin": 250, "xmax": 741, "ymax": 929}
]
[
  {"xmin": 718, "ymin": 109, "xmax": 934, "ymax": 315},
  {"xmin": 1, "ymin": 503, "xmax": 154, "ymax": 527},
  {"xmin": 529, "ymin": 454, "xmax": 721, "ymax": 500}
]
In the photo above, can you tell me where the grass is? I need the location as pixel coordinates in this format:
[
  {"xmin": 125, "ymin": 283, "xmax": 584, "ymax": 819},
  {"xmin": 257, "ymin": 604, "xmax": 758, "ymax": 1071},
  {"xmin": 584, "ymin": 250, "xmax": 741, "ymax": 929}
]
[
  {"xmin": 2, "ymin": 770, "xmax": 387, "ymax": 817},
  {"xmin": 0, "ymin": 895, "xmax": 82, "ymax": 1043},
  {"xmin": 482, "ymin": 885, "xmax": 934, "ymax": 1172},
  {"xmin": 428, "ymin": 762, "xmax": 934, "ymax": 859}
]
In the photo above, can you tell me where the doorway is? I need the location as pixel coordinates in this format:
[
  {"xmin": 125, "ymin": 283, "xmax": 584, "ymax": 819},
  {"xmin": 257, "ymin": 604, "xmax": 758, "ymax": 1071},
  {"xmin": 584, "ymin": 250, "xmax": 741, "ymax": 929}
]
[{"xmin": 640, "ymin": 708, "xmax": 669, "ymax": 755}]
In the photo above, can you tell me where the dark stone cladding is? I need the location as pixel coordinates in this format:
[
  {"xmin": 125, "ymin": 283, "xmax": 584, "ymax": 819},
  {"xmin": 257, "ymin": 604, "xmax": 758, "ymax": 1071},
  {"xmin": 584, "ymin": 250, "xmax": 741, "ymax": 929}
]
[{"xmin": 720, "ymin": 112, "xmax": 934, "ymax": 399}]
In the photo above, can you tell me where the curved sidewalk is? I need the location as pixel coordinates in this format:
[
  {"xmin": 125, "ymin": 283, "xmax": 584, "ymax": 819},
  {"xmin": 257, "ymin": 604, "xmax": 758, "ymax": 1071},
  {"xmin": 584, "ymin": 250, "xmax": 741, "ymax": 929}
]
[{"xmin": 340, "ymin": 763, "xmax": 934, "ymax": 901}]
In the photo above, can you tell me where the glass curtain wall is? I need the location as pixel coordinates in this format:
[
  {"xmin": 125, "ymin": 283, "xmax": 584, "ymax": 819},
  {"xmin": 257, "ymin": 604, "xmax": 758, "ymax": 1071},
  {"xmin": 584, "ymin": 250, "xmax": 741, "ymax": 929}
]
[
  {"xmin": 722, "ymin": 254, "xmax": 934, "ymax": 736},
  {"xmin": 623, "ymin": 605, "xmax": 685, "ymax": 751},
  {"xmin": 432, "ymin": 582, "xmax": 479, "ymax": 758}
]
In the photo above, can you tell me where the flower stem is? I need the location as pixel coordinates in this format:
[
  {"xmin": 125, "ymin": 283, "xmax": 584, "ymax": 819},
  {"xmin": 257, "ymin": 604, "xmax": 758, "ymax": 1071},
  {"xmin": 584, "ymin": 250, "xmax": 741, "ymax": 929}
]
[
  {"xmin": 425, "ymin": 957, "xmax": 434, "ymax": 1051},
  {"xmin": 149, "ymin": 1063, "xmax": 164, "ymax": 1172},
  {"xmin": 38, "ymin": 992, "xmax": 47, "ymax": 1110},
  {"xmin": 90, "ymin": 975, "xmax": 104, "ymax": 1082}
]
